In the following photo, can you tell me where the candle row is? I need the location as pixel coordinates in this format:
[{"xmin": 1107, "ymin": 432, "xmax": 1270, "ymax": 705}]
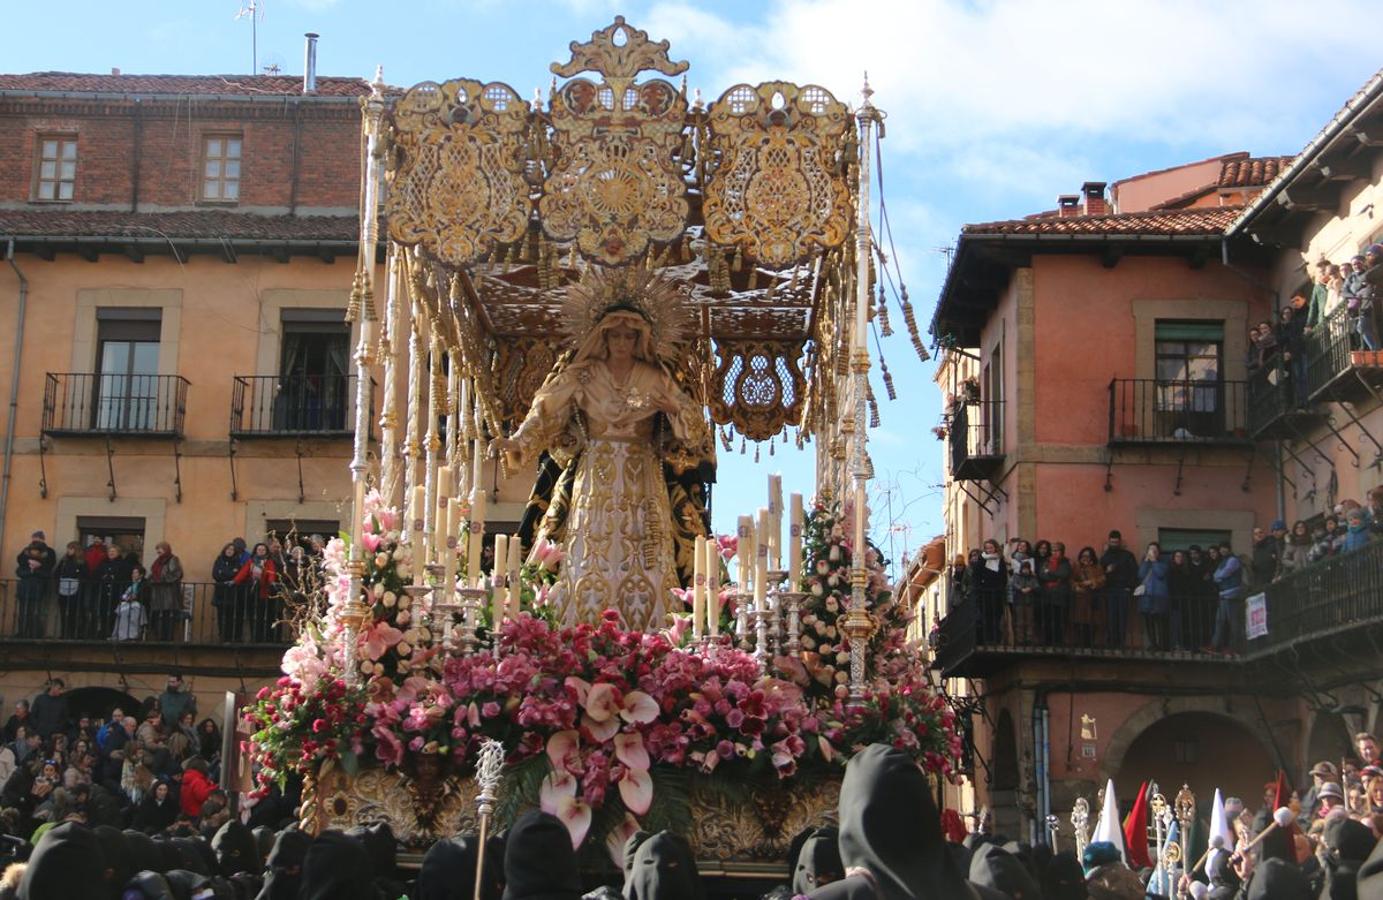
[{"xmin": 688, "ymin": 477, "xmax": 805, "ymax": 640}]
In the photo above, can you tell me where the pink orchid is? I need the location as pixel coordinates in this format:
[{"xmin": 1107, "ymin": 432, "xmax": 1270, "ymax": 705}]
[
  {"xmin": 613, "ymin": 732, "xmax": 650, "ymax": 771},
  {"xmin": 555, "ymin": 795, "xmax": 592, "ymax": 848},
  {"xmin": 360, "ymin": 621, "xmax": 404, "ymax": 661},
  {"xmin": 539, "ymin": 770, "xmax": 577, "ymax": 815},
  {"xmin": 669, "ymin": 587, "xmax": 693, "ymax": 608},
  {"xmin": 605, "ymin": 813, "xmax": 642, "ymax": 867},
  {"xmin": 618, "ymin": 766, "xmax": 653, "ymax": 815},
  {"xmin": 547, "ymin": 730, "xmax": 582, "ymax": 774},
  {"xmin": 584, "ymin": 713, "xmax": 620, "ymax": 742},
  {"xmin": 361, "ymin": 530, "xmax": 383, "ymax": 553},
  {"xmin": 619, "ymin": 691, "xmax": 659, "ymax": 725},
  {"xmin": 716, "ymin": 535, "xmax": 738, "ymax": 560},
  {"xmin": 584, "ymin": 682, "xmax": 620, "ymax": 722}
]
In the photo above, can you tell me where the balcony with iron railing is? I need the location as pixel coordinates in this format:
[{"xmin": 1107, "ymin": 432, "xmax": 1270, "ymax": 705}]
[
  {"xmin": 1246, "ymin": 358, "xmax": 1324, "ymax": 440},
  {"xmin": 1303, "ymin": 305, "xmax": 1383, "ymax": 401},
  {"xmin": 1107, "ymin": 378, "xmax": 1249, "ymax": 446},
  {"xmin": 931, "ymin": 539, "xmax": 1383, "ymax": 679},
  {"xmin": 230, "ymin": 374, "xmax": 365, "ymax": 438},
  {"xmin": 42, "ymin": 373, "xmax": 189, "ymax": 437},
  {"xmin": 947, "ymin": 399, "xmax": 1005, "ymax": 480}
]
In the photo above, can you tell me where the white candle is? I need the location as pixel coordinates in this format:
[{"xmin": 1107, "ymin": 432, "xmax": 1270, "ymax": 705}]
[
  {"xmin": 437, "ymin": 465, "xmax": 453, "ymax": 501},
  {"xmin": 472, "ymin": 439, "xmax": 488, "ymax": 502},
  {"xmin": 736, "ymin": 515, "xmax": 755, "ymax": 592},
  {"xmin": 706, "ymin": 536, "xmax": 721, "ymax": 637},
  {"xmin": 467, "ymin": 491, "xmax": 486, "ymax": 587},
  {"xmin": 506, "ymin": 535, "xmax": 523, "ymax": 619},
  {"xmin": 493, "ymin": 533, "xmax": 508, "ymax": 623},
  {"xmin": 767, "ymin": 474, "xmax": 783, "ymax": 569},
  {"xmin": 410, "ymin": 486, "xmax": 426, "ymax": 539},
  {"xmin": 789, "ymin": 493, "xmax": 803, "ymax": 591},
  {"xmin": 755, "ymin": 508, "xmax": 769, "ymax": 612},
  {"xmin": 692, "ymin": 535, "xmax": 706, "ymax": 640},
  {"xmin": 433, "ymin": 498, "xmax": 449, "ymax": 562}
]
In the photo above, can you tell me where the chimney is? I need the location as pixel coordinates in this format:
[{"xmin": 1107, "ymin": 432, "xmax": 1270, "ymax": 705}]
[
  {"xmin": 111, "ymin": 67, "xmax": 121, "ymax": 76},
  {"xmin": 1057, "ymin": 194, "xmax": 1081, "ymax": 218},
  {"xmin": 303, "ymin": 33, "xmax": 319, "ymax": 94},
  {"xmin": 1082, "ymin": 181, "xmax": 1109, "ymax": 216}
]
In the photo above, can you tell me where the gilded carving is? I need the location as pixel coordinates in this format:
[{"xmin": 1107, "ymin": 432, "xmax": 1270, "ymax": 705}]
[
  {"xmin": 540, "ymin": 19, "xmax": 690, "ymax": 266},
  {"xmin": 703, "ymin": 83, "xmax": 851, "ymax": 268},
  {"xmin": 493, "ymin": 337, "xmax": 561, "ymax": 426},
  {"xmin": 386, "ymin": 79, "xmax": 532, "ymax": 268},
  {"xmin": 309, "ymin": 766, "xmax": 838, "ymax": 862},
  {"xmin": 708, "ymin": 340, "xmax": 807, "ymax": 441}
]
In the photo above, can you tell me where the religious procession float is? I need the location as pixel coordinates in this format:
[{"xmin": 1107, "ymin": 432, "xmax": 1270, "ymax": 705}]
[{"xmin": 242, "ymin": 18, "xmax": 960, "ymax": 878}]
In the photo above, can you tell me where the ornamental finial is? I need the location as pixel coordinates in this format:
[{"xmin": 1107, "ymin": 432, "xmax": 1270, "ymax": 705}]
[{"xmin": 861, "ymin": 71, "xmax": 873, "ymax": 107}]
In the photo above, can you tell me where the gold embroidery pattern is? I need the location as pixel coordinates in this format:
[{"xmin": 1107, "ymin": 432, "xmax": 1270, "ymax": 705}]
[
  {"xmin": 703, "ymin": 83, "xmax": 851, "ymax": 268},
  {"xmin": 386, "ymin": 79, "xmax": 531, "ymax": 268},
  {"xmin": 493, "ymin": 338, "xmax": 560, "ymax": 427},
  {"xmin": 540, "ymin": 19, "xmax": 690, "ymax": 266},
  {"xmin": 708, "ymin": 339, "xmax": 807, "ymax": 441}
]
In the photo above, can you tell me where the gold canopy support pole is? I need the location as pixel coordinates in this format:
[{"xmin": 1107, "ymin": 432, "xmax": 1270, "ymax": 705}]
[
  {"xmin": 843, "ymin": 77, "xmax": 880, "ymax": 710},
  {"xmin": 446, "ymin": 350, "xmax": 462, "ymax": 485},
  {"xmin": 378, "ymin": 246, "xmax": 404, "ymax": 507},
  {"xmin": 403, "ymin": 263, "xmax": 427, "ymax": 557},
  {"xmin": 343, "ymin": 66, "xmax": 388, "ymax": 687},
  {"xmin": 424, "ymin": 328, "xmax": 445, "ymax": 564}
]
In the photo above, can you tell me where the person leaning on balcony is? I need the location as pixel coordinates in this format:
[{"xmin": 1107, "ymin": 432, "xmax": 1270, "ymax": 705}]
[
  {"xmin": 1343, "ymin": 506, "xmax": 1373, "ymax": 554},
  {"xmin": 1009, "ymin": 558, "xmax": 1039, "ymax": 646},
  {"xmin": 212, "ymin": 541, "xmax": 245, "ymax": 642},
  {"xmin": 1167, "ymin": 550, "xmax": 1197, "ymax": 651},
  {"xmin": 1245, "ymin": 324, "xmax": 1264, "ymax": 374},
  {"xmin": 1038, "ymin": 542, "xmax": 1072, "ymax": 646},
  {"xmin": 147, "ymin": 542, "xmax": 183, "ymax": 642},
  {"xmin": 1278, "ymin": 299, "xmax": 1310, "ymax": 404},
  {"xmin": 1280, "ymin": 521, "xmax": 1312, "ymax": 576},
  {"xmin": 1208, "ymin": 541, "xmax": 1244, "ymax": 654},
  {"xmin": 1344, "ymin": 255, "xmax": 1379, "ymax": 351},
  {"xmin": 95, "ymin": 543, "xmax": 132, "ymax": 638},
  {"xmin": 969, "ymin": 540, "xmax": 1007, "ymax": 646},
  {"xmin": 1099, "ymin": 530, "xmax": 1138, "ymax": 649},
  {"xmin": 1135, "ymin": 542, "xmax": 1171, "ymax": 651},
  {"xmin": 1251, "ymin": 525, "xmax": 1281, "ymax": 585},
  {"xmin": 53, "ymin": 541, "xmax": 86, "ymax": 640},
  {"xmin": 1305, "ymin": 259, "xmax": 1331, "ymax": 335},
  {"xmin": 15, "ymin": 530, "xmax": 56, "ymax": 639},
  {"xmin": 1364, "ymin": 244, "xmax": 1383, "ymax": 350},
  {"xmin": 234, "ymin": 542, "xmax": 279, "ymax": 642}
]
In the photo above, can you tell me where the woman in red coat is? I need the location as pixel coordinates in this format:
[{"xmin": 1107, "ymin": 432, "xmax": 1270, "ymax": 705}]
[
  {"xmin": 233, "ymin": 542, "xmax": 278, "ymax": 642},
  {"xmin": 179, "ymin": 757, "xmax": 215, "ymax": 818}
]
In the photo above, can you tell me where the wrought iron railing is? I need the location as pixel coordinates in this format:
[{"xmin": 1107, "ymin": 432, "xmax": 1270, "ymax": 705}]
[
  {"xmin": 0, "ymin": 578, "xmax": 300, "ymax": 645},
  {"xmin": 1246, "ymin": 359, "xmax": 1299, "ymax": 437},
  {"xmin": 1251, "ymin": 540, "xmax": 1383, "ymax": 654},
  {"xmin": 42, "ymin": 373, "xmax": 189, "ymax": 436},
  {"xmin": 1107, "ymin": 378, "xmax": 1248, "ymax": 445},
  {"xmin": 948, "ymin": 399, "xmax": 1004, "ymax": 479},
  {"xmin": 931, "ymin": 542, "xmax": 1383, "ymax": 676},
  {"xmin": 230, "ymin": 374, "xmax": 360, "ymax": 437},
  {"xmin": 1304, "ymin": 305, "xmax": 1359, "ymax": 398}
]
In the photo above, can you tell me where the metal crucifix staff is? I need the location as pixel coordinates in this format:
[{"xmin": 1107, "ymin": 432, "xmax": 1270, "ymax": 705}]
[{"xmin": 473, "ymin": 739, "xmax": 506, "ymax": 900}]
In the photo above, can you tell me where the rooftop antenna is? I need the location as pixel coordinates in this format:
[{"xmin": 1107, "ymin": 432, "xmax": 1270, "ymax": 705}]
[{"xmin": 234, "ymin": 1, "xmax": 266, "ymax": 75}]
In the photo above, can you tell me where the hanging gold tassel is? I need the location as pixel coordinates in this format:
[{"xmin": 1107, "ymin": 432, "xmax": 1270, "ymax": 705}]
[
  {"xmin": 881, "ymin": 358, "xmax": 897, "ymax": 401},
  {"xmin": 732, "ymin": 246, "xmax": 743, "ymax": 273},
  {"xmin": 739, "ymin": 436, "xmax": 747, "ymax": 455},
  {"xmin": 877, "ymin": 284, "xmax": 893, "ymax": 337},
  {"xmin": 899, "ymin": 284, "xmax": 927, "ymax": 363},
  {"xmin": 753, "ymin": 443, "xmax": 760, "ymax": 463}
]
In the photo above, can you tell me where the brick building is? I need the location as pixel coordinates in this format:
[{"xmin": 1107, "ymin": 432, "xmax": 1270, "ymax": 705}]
[
  {"xmin": 925, "ymin": 70, "xmax": 1383, "ymax": 840},
  {"xmin": 0, "ymin": 69, "xmax": 381, "ymax": 718}
]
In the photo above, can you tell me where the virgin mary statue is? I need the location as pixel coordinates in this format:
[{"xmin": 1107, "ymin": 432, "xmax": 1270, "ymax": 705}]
[{"xmin": 495, "ymin": 268, "xmax": 714, "ymax": 632}]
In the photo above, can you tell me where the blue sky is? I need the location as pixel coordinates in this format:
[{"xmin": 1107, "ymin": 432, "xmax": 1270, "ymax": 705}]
[{"xmin": 5, "ymin": 0, "xmax": 1378, "ymax": 578}]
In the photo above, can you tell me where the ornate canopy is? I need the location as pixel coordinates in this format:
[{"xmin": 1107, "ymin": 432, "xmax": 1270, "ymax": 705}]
[{"xmin": 373, "ymin": 18, "xmax": 870, "ymax": 444}]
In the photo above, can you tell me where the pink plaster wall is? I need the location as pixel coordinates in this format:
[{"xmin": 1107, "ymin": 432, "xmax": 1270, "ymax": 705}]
[{"xmin": 1112, "ymin": 153, "xmax": 1243, "ymax": 213}]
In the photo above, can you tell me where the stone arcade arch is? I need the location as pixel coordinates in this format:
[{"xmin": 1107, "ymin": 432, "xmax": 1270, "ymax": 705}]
[{"xmin": 1102, "ymin": 697, "xmax": 1279, "ymax": 807}]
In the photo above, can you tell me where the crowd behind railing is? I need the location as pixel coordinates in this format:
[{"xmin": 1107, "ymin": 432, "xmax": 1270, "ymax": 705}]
[
  {"xmin": 932, "ymin": 489, "xmax": 1383, "ymax": 657},
  {"xmin": 6, "ymin": 531, "xmax": 329, "ymax": 645},
  {"xmin": 1248, "ymin": 244, "xmax": 1382, "ymax": 398}
]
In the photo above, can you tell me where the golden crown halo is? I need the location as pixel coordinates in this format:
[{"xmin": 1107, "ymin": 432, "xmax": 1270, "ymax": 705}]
[{"xmin": 560, "ymin": 265, "xmax": 692, "ymax": 363}]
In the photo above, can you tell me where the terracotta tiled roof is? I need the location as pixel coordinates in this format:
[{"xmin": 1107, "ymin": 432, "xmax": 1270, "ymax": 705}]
[
  {"xmin": 962, "ymin": 206, "xmax": 1242, "ymax": 237},
  {"xmin": 0, "ymin": 72, "xmax": 381, "ymax": 97},
  {"xmin": 1218, "ymin": 156, "xmax": 1295, "ymax": 188},
  {"xmin": 0, "ymin": 209, "xmax": 361, "ymax": 242}
]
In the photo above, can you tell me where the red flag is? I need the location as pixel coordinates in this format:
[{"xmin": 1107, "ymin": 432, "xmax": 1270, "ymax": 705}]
[
  {"xmin": 1122, "ymin": 780, "xmax": 1152, "ymax": 869},
  {"xmin": 1271, "ymin": 769, "xmax": 1289, "ymax": 810}
]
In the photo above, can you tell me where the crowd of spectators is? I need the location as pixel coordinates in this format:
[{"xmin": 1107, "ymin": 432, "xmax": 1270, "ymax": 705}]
[
  {"xmin": 11, "ymin": 532, "xmax": 326, "ymax": 645},
  {"xmin": 941, "ymin": 489, "xmax": 1383, "ymax": 656}
]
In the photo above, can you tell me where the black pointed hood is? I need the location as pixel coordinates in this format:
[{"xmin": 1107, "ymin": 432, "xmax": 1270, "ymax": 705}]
[
  {"xmin": 211, "ymin": 822, "xmax": 257, "ymax": 877},
  {"xmin": 1245, "ymin": 857, "xmax": 1311, "ymax": 899},
  {"xmin": 793, "ymin": 827, "xmax": 843, "ymax": 896},
  {"xmin": 808, "ymin": 743, "xmax": 973, "ymax": 900},
  {"xmin": 298, "ymin": 830, "xmax": 378, "ymax": 900},
  {"xmin": 503, "ymin": 811, "xmax": 581, "ymax": 900},
  {"xmin": 1041, "ymin": 852, "xmax": 1089, "ymax": 900},
  {"xmin": 416, "ymin": 834, "xmax": 504, "ymax": 900},
  {"xmin": 623, "ymin": 831, "xmax": 702, "ymax": 900},
  {"xmin": 18, "ymin": 821, "xmax": 106, "ymax": 900},
  {"xmin": 969, "ymin": 843, "xmax": 1041, "ymax": 900}
]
